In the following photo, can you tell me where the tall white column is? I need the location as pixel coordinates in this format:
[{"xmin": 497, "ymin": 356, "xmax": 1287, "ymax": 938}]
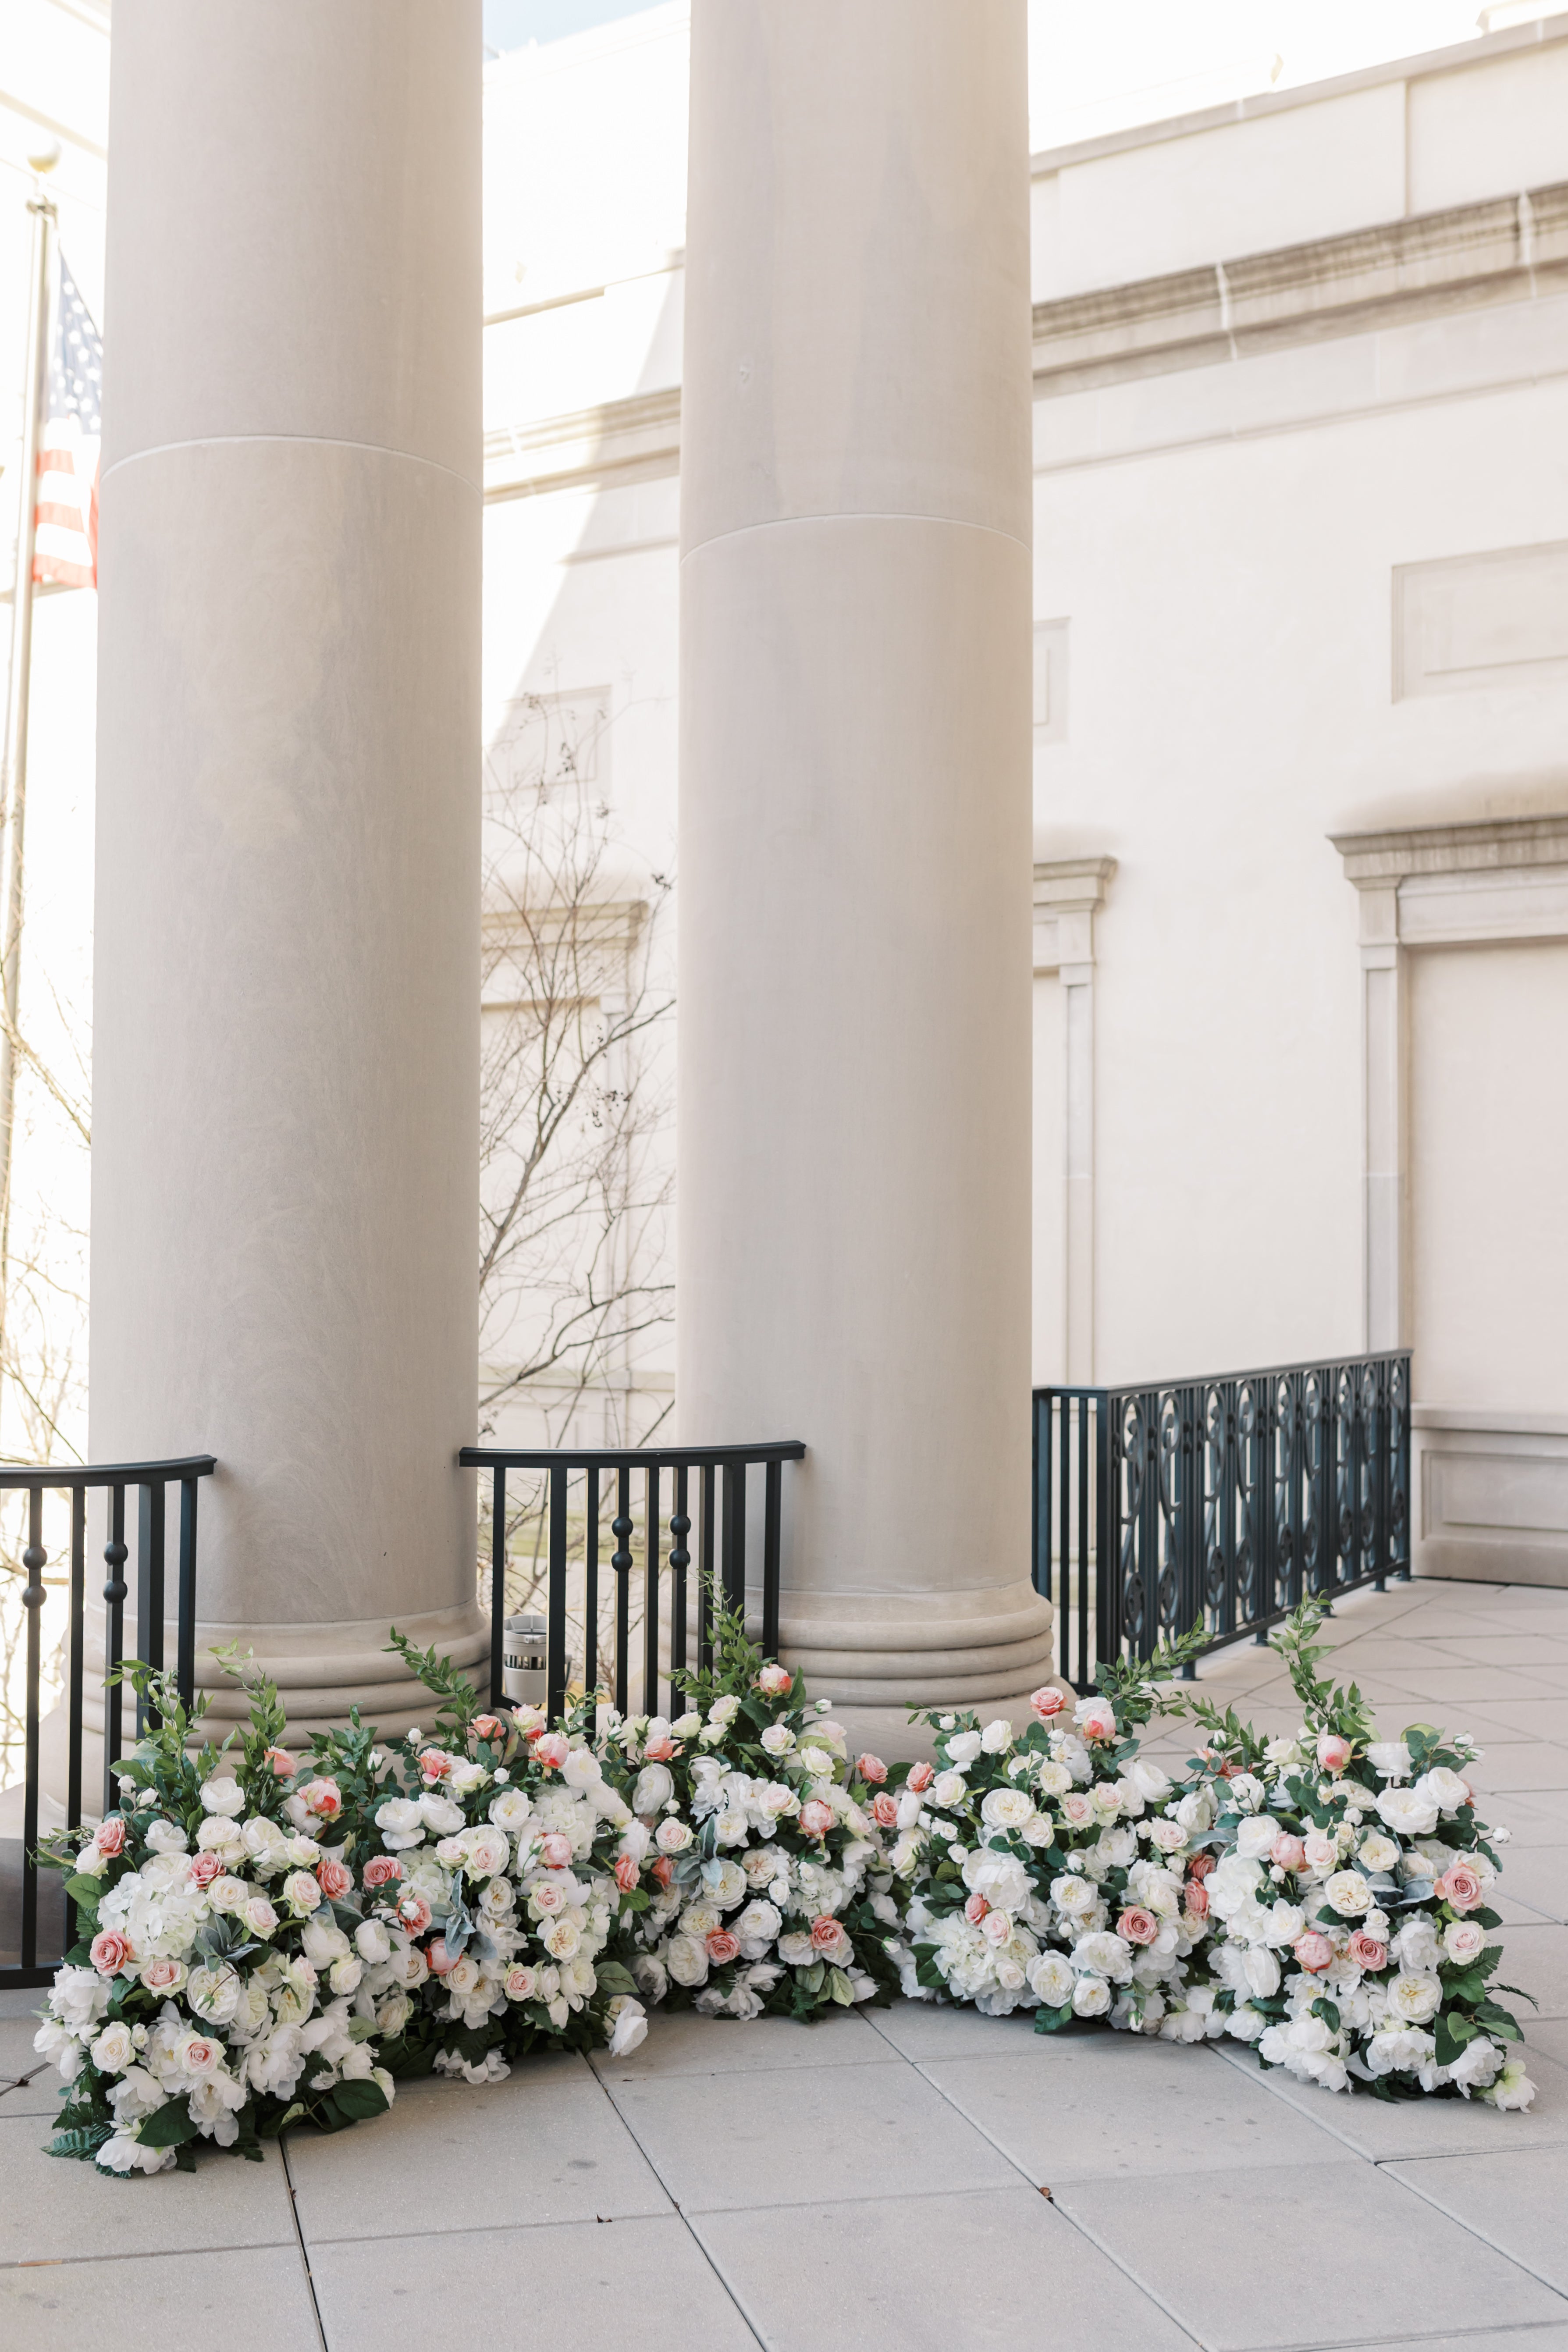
[
  {"xmin": 679, "ymin": 0, "xmax": 1055, "ymax": 1737},
  {"xmin": 89, "ymin": 1, "xmax": 485, "ymax": 1735}
]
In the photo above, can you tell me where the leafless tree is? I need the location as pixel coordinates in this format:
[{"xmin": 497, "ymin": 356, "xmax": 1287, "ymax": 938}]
[{"xmin": 477, "ymin": 693, "xmax": 675, "ymax": 1688}]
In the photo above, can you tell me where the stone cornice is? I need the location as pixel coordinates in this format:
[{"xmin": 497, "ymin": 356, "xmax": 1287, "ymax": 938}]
[
  {"xmin": 1330, "ymin": 812, "xmax": 1568, "ymax": 887},
  {"xmin": 1032, "ymin": 184, "xmax": 1568, "ymax": 396},
  {"xmin": 484, "ymin": 385, "xmax": 681, "ymax": 504}
]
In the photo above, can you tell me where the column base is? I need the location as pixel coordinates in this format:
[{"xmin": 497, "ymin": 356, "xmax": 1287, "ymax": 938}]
[{"xmin": 776, "ymin": 1578, "xmax": 1072, "ymax": 1761}]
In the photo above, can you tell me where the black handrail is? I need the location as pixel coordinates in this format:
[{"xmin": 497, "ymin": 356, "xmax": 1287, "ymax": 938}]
[
  {"xmin": 460, "ymin": 1441, "xmax": 805, "ymax": 1725},
  {"xmin": 0, "ymin": 1453, "xmax": 216, "ymax": 1989},
  {"xmin": 1033, "ymin": 1354, "xmax": 1411, "ymax": 1683}
]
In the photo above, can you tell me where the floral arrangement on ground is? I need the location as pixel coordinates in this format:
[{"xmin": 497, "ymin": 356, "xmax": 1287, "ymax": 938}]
[{"xmin": 30, "ymin": 1594, "xmax": 1536, "ymax": 2175}]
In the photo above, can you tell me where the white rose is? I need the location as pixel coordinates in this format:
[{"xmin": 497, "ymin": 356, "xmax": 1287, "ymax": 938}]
[
  {"xmin": 462, "ymin": 1827, "xmax": 511, "ymax": 1880},
  {"xmin": 1262, "ymin": 1902, "xmax": 1305, "ymax": 1949},
  {"xmin": 1225, "ymin": 2003, "xmax": 1266, "ymax": 2043},
  {"xmin": 1365, "ymin": 1742, "xmax": 1412, "ymax": 1781},
  {"xmin": 281, "ymin": 1869, "xmax": 322, "ymax": 1915},
  {"xmin": 199, "ymin": 1775, "xmax": 247, "ymax": 1818},
  {"xmin": 1386, "ymin": 1971, "xmax": 1443, "ymax": 2025},
  {"xmin": 654, "ymin": 1817, "xmax": 693, "ymax": 1854},
  {"xmin": 1376, "ymin": 1785, "xmax": 1440, "ymax": 1838},
  {"xmin": 329, "ymin": 1956, "xmax": 364, "ymax": 1996},
  {"xmin": 1072, "ymin": 1974, "xmax": 1111, "ymax": 2017},
  {"xmin": 980, "ymin": 1787, "xmax": 1035, "ymax": 1833},
  {"xmin": 1124, "ymin": 1758, "xmax": 1172, "ymax": 1804},
  {"xmin": 797, "ymin": 1746, "xmax": 835, "ymax": 1780},
  {"xmin": 963, "ymin": 1849, "xmax": 1031, "ymax": 1916},
  {"xmin": 1070, "ymin": 1930, "xmax": 1133, "ymax": 1983},
  {"xmin": 354, "ymin": 1920, "xmax": 392, "ymax": 1965},
  {"xmin": 89, "ymin": 2020, "xmax": 137, "ymax": 2074},
  {"xmin": 633, "ymin": 1765, "xmax": 675, "ymax": 1815},
  {"xmin": 1323, "ymin": 1870, "xmax": 1373, "ymax": 1918},
  {"xmin": 665, "ymin": 1933, "xmax": 709, "ymax": 1988},
  {"xmin": 1443, "ymin": 1919, "xmax": 1487, "ymax": 1966},
  {"xmin": 1035, "ymin": 1759, "xmax": 1071, "ymax": 1799},
  {"xmin": 759, "ymin": 1724, "xmax": 796, "ymax": 1757},
  {"xmin": 142, "ymin": 1818, "xmax": 190, "ymax": 1856},
  {"xmin": 1235, "ymin": 1815, "xmax": 1280, "ymax": 1862},
  {"xmin": 1228, "ymin": 1774, "xmax": 1265, "ymax": 1813},
  {"xmin": 1356, "ymin": 1832, "xmax": 1399, "ymax": 1873},
  {"xmin": 197, "ymin": 1815, "xmax": 247, "ymax": 1859},
  {"xmin": 980, "ymin": 1719, "xmax": 1013, "ymax": 1754},
  {"xmin": 489, "ymin": 1787, "xmax": 533, "ymax": 1833},
  {"xmin": 418, "ymin": 1792, "xmax": 465, "ymax": 1836},
  {"xmin": 1366, "ymin": 2025, "xmax": 1435, "ymax": 2074},
  {"xmin": 704, "ymin": 1858, "xmax": 749, "ymax": 1911},
  {"xmin": 562, "ymin": 1748, "xmax": 602, "ymax": 1790},
  {"xmin": 1416, "ymin": 1767, "xmax": 1471, "ymax": 1818},
  {"xmin": 932, "ymin": 1771, "xmax": 969, "ymax": 1810},
  {"xmin": 1148, "ymin": 1818, "xmax": 1187, "ymax": 1854},
  {"xmin": 1242, "ymin": 1946, "xmax": 1281, "ymax": 1999},
  {"xmin": 735, "ymin": 1900, "xmax": 782, "ymax": 1948},
  {"xmin": 1051, "ymin": 1874, "xmax": 1097, "ymax": 1916},
  {"xmin": 375, "ymin": 1797, "xmax": 426, "ymax": 1851},
  {"xmin": 1028, "ymin": 1951, "xmax": 1074, "ymax": 2006},
  {"xmin": 946, "ymin": 1732, "xmax": 984, "ymax": 1767}
]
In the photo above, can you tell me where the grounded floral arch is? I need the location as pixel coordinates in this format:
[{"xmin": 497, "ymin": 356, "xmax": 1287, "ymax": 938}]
[{"xmin": 33, "ymin": 1597, "xmax": 1534, "ymax": 2178}]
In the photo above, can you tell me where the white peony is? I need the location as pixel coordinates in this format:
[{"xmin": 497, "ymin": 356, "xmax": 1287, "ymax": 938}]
[
  {"xmin": 1376, "ymin": 1785, "xmax": 1440, "ymax": 1837},
  {"xmin": 946, "ymin": 1731, "xmax": 984, "ymax": 1766},
  {"xmin": 1235, "ymin": 1815, "xmax": 1280, "ymax": 1862},
  {"xmin": 1356, "ymin": 1831, "xmax": 1399, "ymax": 1873},
  {"xmin": 1365, "ymin": 1742, "xmax": 1412, "ymax": 1780},
  {"xmin": 1365, "ymin": 2025, "xmax": 1435, "ymax": 2075},
  {"xmin": 665, "ymin": 1932, "xmax": 709, "ymax": 1987},
  {"xmin": 1322, "ymin": 1870, "xmax": 1373, "ymax": 1918},
  {"xmin": 199, "ymin": 1775, "xmax": 247, "ymax": 1818},
  {"xmin": 633, "ymin": 1763, "xmax": 676, "ymax": 1815},
  {"xmin": 1072, "ymin": 1974, "xmax": 1112, "ymax": 2017},
  {"xmin": 963, "ymin": 1849, "xmax": 1031, "ymax": 1916},
  {"xmin": 1028, "ymin": 1951, "xmax": 1074, "ymax": 2007},
  {"xmin": 1386, "ymin": 1971, "xmax": 1443, "ymax": 2025},
  {"xmin": 1416, "ymin": 1767, "xmax": 1471, "ymax": 1817},
  {"xmin": 1035, "ymin": 1759, "xmax": 1072, "ymax": 1798},
  {"xmin": 418, "ymin": 1791, "xmax": 465, "ymax": 1836},
  {"xmin": 489, "ymin": 1786, "xmax": 533, "ymax": 1832},
  {"xmin": 142, "ymin": 1818, "xmax": 190, "ymax": 1856},
  {"xmin": 1124, "ymin": 1758, "xmax": 1172, "ymax": 1805},
  {"xmin": 375, "ymin": 1797, "xmax": 425, "ymax": 1851},
  {"xmin": 980, "ymin": 1786, "xmax": 1036, "ymax": 1833}
]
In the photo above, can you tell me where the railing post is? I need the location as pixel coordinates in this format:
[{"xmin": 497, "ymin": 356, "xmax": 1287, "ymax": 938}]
[
  {"xmin": 761, "ymin": 1457, "xmax": 781, "ymax": 1663},
  {"xmin": 547, "ymin": 1463, "xmax": 569, "ymax": 1726},
  {"xmin": 584, "ymin": 1465, "xmax": 601, "ymax": 1701},
  {"xmin": 136, "ymin": 1479, "xmax": 166, "ymax": 1734},
  {"xmin": 177, "ymin": 1477, "xmax": 199, "ymax": 1708},
  {"xmin": 722, "ymin": 1459, "xmax": 746, "ymax": 1615},
  {"xmin": 643, "ymin": 1461, "xmax": 662, "ymax": 1719},
  {"xmin": 20, "ymin": 1485, "xmax": 45, "ymax": 1972},
  {"xmin": 1094, "ymin": 1392, "xmax": 1113, "ymax": 1676},
  {"xmin": 612, "ymin": 1468, "xmax": 633, "ymax": 1715},
  {"xmin": 669, "ymin": 1465, "xmax": 690, "ymax": 1694},
  {"xmin": 103, "ymin": 1483, "xmax": 128, "ymax": 1817},
  {"xmin": 488, "ymin": 1465, "xmax": 507, "ymax": 1710},
  {"xmin": 698, "ymin": 1461, "xmax": 715, "ymax": 1673}
]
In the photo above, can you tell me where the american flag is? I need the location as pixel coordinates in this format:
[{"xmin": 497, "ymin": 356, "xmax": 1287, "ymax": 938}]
[{"xmin": 33, "ymin": 253, "xmax": 101, "ymax": 592}]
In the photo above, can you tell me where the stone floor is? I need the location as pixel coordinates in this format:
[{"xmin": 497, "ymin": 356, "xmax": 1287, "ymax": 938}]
[{"xmin": 3, "ymin": 1573, "xmax": 1567, "ymax": 2352}]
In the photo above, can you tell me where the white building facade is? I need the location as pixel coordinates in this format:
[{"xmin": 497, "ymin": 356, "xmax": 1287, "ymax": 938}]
[{"xmin": 480, "ymin": 8, "xmax": 1568, "ymax": 1587}]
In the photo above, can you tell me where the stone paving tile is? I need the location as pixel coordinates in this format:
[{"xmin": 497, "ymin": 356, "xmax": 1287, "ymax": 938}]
[
  {"xmin": 1388, "ymin": 2144, "xmax": 1568, "ymax": 2297},
  {"xmin": 1380, "ymin": 1667, "xmax": 1568, "ymax": 1707},
  {"xmin": 1496, "ymin": 1925, "xmax": 1568, "ymax": 2018},
  {"xmin": 1052, "ymin": 2156, "xmax": 1567, "ymax": 2350},
  {"xmin": 287, "ymin": 2054, "xmax": 671, "ymax": 2242},
  {"xmin": 863, "ymin": 1997, "xmax": 1052, "ymax": 2062},
  {"xmin": 1472, "ymin": 1700, "xmax": 1568, "ymax": 1742},
  {"xmin": 0, "ymin": 2112, "xmax": 297, "ymax": 2265},
  {"xmin": 0, "ymin": 2062, "xmax": 64, "ymax": 2117},
  {"xmin": 311, "ymin": 2214, "xmax": 759, "ymax": 2351},
  {"xmin": 589, "ymin": 2005, "xmax": 895, "ymax": 2082},
  {"xmin": 1209, "ymin": 2038, "xmax": 1568, "ymax": 2160},
  {"xmin": 601, "ymin": 2049, "xmax": 1018, "ymax": 2215},
  {"xmin": 1424, "ymin": 1637, "xmax": 1568, "ymax": 1667},
  {"xmin": 697, "ymin": 2185, "xmax": 1195, "ymax": 2352},
  {"xmin": 1469, "ymin": 1746, "xmax": 1568, "ymax": 1795},
  {"xmin": 919, "ymin": 2033, "xmax": 1361, "ymax": 2184},
  {"xmin": 0, "ymin": 2244, "xmax": 321, "ymax": 2352},
  {"xmin": 1485, "ymin": 1793, "xmax": 1568, "ymax": 1846},
  {"xmin": 1493, "ymin": 1848, "xmax": 1568, "ymax": 1924},
  {"xmin": 1341, "ymin": 2329, "xmax": 1568, "ymax": 2351},
  {"xmin": 1527, "ymin": 2018, "xmax": 1568, "ymax": 2067}
]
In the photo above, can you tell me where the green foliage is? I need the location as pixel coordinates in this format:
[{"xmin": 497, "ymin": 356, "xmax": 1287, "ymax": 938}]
[
  {"xmin": 385, "ymin": 1629, "xmax": 481, "ymax": 1740},
  {"xmin": 1268, "ymin": 1596, "xmax": 1376, "ymax": 1747},
  {"xmin": 1092, "ymin": 1621, "xmax": 1210, "ymax": 1733},
  {"xmin": 48, "ymin": 2123, "xmax": 112, "ymax": 2162},
  {"xmin": 670, "ymin": 1581, "xmax": 775, "ymax": 1717}
]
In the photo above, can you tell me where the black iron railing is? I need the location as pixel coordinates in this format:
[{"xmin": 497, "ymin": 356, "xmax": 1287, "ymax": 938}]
[
  {"xmin": 1, "ymin": 1453, "xmax": 217, "ymax": 1989},
  {"xmin": 461, "ymin": 1441, "xmax": 805, "ymax": 1725},
  {"xmin": 1033, "ymin": 1354, "xmax": 1410, "ymax": 1683}
]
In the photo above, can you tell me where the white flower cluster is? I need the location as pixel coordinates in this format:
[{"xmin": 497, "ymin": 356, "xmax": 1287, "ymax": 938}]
[
  {"xmin": 35, "ymin": 1771, "xmax": 395, "ymax": 2175},
  {"xmin": 599, "ymin": 1679, "xmax": 896, "ymax": 2021},
  {"xmin": 892, "ymin": 1691, "xmax": 1215, "ymax": 2035}
]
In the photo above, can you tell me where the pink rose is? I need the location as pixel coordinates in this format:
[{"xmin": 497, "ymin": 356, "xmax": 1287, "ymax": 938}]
[
  {"xmin": 418, "ymin": 1749, "xmax": 453, "ymax": 1782},
  {"xmin": 539, "ymin": 1831, "xmax": 574, "ymax": 1869},
  {"xmin": 1184, "ymin": 1880, "xmax": 1210, "ymax": 1919},
  {"xmin": 531, "ymin": 1881, "xmax": 567, "ymax": 1916},
  {"xmin": 533, "ymin": 1733, "xmax": 569, "ymax": 1772},
  {"xmin": 301, "ymin": 1776, "xmax": 342, "ymax": 1818},
  {"xmin": 189, "ymin": 1850, "xmax": 224, "ymax": 1889},
  {"xmin": 471, "ymin": 1714, "xmax": 507, "ymax": 1743},
  {"xmin": 907, "ymin": 1762, "xmax": 935, "ymax": 1793},
  {"xmin": 182, "ymin": 2036, "xmax": 220, "ymax": 2074},
  {"xmin": 90, "ymin": 1929, "xmax": 134, "ymax": 1976},
  {"xmin": 614, "ymin": 1854, "xmax": 641, "ymax": 1893},
  {"xmin": 1077, "ymin": 1698, "xmax": 1116, "ymax": 1743},
  {"xmin": 363, "ymin": 1855, "xmax": 403, "ymax": 1889},
  {"xmin": 316, "ymin": 1857, "xmax": 354, "ymax": 1900},
  {"xmin": 1188, "ymin": 1854, "xmax": 1216, "ymax": 1883},
  {"xmin": 1316, "ymin": 1732, "xmax": 1353, "ymax": 1772},
  {"xmin": 1029, "ymin": 1686, "xmax": 1068, "ymax": 1721},
  {"xmin": 1302, "ymin": 1832, "xmax": 1338, "ymax": 1874},
  {"xmin": 981, "ymin": 1909, "xmax": 1011, "ymax": 1946},
  {"xmin": 93, "ymin": 1817, "xmax": 126, "ymax": 1858},
  {"xmin": 705, "ymin": 1928, "xmax": 741, "ymax": 1965},
  {"xmin": 644, "ymin": 1735, "xmax": 678, "ymax": 1762},
  {"xmin": 1293, "ymin": 1929, "xmax": 1335, "ymax": 1974},
  {"xmin": 1348, "ymin": 1931, "xmax": 1388, "ymax": 1971},
  {"xmin": 856, "ymin": 1753, "xmax": 888, "ymax": 1786},
  {"xmin": 871, "ymin": 1792, "xmax": 899, "ymax": 1829},
  {"xmin": 263, "ymin": 1745, "xmax": 296, "ymax": 1778},
  {"xmin": 755, "ymin": 1664, "xmax": 792, "ymax": 1697},
  {"xmin": 141, "ymin": 1955, "xmax": 184, "ymax": 1992},
  {"xmin": 650, "ymin": 1856, "xmax": 674, "ymax": 1889},
  {"xmin": 1438, "ymin": 1863, "xmax": 1483, "ymax": 1914},
  {"xmin": 1270, "ymin": 1833, "xmax": 1307, "ymax": 1872},
  {"xmin": 964, "ymin": 1892, "xmax": 990, "ymax": 1925},
  {"xmin": 809, "ymin": 1914, "xmax": 853, "ymax": 1964},
  {"xmin": 396, "ymin": 1892, "xmax": 433, "ymax": 1938},
  {"xmin": 504, "ymin": 1964, "xmax": 537, "ymax": 2001},
  {"xmin": 799, "ymin": 1800, "xmax": 835, "ymax": 1840},
  {"xmin": 428, "ymin": 1938, "xmax": 455, "ymax": 1974},
  {"xmin": 1446, "ymin": 1919, "xmax": 1486, "ymax": 1964},
  {"xmin": 1117, "ymin": 1907, "xmax": 1158, "ymax": 1946}
]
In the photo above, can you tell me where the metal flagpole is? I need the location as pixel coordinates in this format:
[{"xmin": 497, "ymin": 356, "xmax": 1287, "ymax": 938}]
[{"xmin": 0, "ymin": 143, "xmax": 61, "ymax": 1415}]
